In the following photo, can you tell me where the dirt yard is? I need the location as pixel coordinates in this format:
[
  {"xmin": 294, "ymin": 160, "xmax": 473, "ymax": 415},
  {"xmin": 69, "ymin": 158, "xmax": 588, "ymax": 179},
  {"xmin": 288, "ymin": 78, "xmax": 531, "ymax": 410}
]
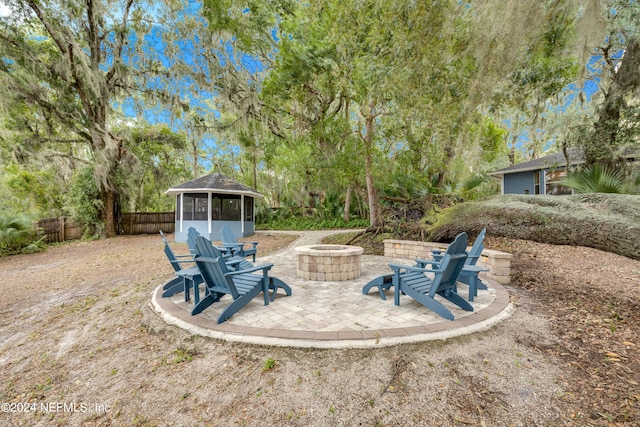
[{"xmin": 0, "ymin": 232, "xmax": 638, "ymax": 426}]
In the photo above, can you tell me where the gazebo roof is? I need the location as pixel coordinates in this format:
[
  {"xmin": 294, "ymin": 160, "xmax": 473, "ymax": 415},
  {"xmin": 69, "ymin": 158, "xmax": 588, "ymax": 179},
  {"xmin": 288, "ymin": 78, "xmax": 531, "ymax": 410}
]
[{"xmin": 165, "ymin": 173, "xmax": 263, "ymax": 198}]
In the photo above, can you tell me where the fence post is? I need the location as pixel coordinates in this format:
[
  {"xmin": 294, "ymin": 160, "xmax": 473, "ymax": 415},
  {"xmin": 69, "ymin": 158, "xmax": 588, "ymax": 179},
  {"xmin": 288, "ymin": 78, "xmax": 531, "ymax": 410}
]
[{"xmin": 59, "ymin": 216, "xmax": 65, "ymax": 242}]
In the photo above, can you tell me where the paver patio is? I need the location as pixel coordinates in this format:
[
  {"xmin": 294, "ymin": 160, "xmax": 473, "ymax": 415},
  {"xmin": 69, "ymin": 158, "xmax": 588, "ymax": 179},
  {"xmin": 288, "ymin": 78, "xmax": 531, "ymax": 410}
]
[{"xmin": 152, "ymin": 230, "xmax": 512, "ymax": 348}]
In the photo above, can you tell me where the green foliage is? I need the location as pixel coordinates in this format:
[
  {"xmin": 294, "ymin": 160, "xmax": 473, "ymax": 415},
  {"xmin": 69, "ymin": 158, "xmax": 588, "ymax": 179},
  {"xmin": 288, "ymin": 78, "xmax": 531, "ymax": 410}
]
[
  {"xmin": 0, "ymin": 213, "xmax": 44, "ymax": 256},
  {"xmin": 262, "ymin": 357, "xmax": 278, "ymax": 373},
  {"xmin": 203, "ymin": 0, "xmax": 294, "ymax": 53},
  {"xmin": 476, "ymin": 117, "xmax": 508, "ymax": 163},
  {"xmin": 122, "ymin": 125, "xmax": 192, "ymax": 212},
  {"xmin": 64, "ymin": 166, "xmax": 103, "ymax": 237},
  {"xmin": 458, "ymin": 173, "xmax": 500, "ymax": 201},
  {"xmin": 258, "ymin": 216, "xmax": 369, "ymax": 231},
  {"xmin": 256, "ymin": 190, "xmax": 369, "ymax": 230},
  {"xmin": 2, "ymin": 165, "xmax": 64, "ymax": 217},
  {"xmin": 172, "ymin": 346, "xmax": 196, "ymax": 364},
  {"xmin": 559, "ymin": 164, "xmax": 631, "ymax": 194}
]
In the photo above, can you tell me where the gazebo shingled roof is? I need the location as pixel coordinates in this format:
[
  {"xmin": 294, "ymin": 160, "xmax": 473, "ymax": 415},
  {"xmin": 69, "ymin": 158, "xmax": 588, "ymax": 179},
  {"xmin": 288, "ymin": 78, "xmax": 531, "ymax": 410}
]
[{"xmin": 165, "ymin": 173, "xmax": 262, "ymax": 197}]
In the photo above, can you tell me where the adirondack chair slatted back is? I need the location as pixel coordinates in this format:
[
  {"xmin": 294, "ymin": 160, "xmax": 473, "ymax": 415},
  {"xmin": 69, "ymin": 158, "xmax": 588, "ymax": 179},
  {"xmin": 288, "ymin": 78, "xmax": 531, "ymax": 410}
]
[
  {"xmin": 163, "ymin": 245, "xmax": 182, "ymax": 273},
  {"xmin": 466, "ymin": 228, "xmax": 486, "ymax": 266},
  {"xmin": 187, "ymin": 227, "xmax": 202, "ymax": 254},
  {"xmin": 194, "ymin": 235, "xmax": 225, "ymax": 259},
  {"xmin": 220, "ymin": 226, "xmax": 236, "ymax": 245},
  {"xmin": 428, "ymin": 233, "xmax": 468, "ymax": 297},
  {"xmin": 220, "ymin": 225, "xmax": 258, "ymax": 261},
  {"xmin": 195, "ymin": 255, "xmax": 240, "ymax": 300},
  {"xmin": 160, "ymin": 230, "xmax": 171, "ymax": 246}
]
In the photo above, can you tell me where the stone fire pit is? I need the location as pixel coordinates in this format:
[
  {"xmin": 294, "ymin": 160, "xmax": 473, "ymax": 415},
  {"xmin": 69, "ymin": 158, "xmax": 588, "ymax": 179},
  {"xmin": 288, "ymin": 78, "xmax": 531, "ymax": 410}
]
[{"xmin": 294, "ymin": 245, "xmax": 364, "ymax": 281}]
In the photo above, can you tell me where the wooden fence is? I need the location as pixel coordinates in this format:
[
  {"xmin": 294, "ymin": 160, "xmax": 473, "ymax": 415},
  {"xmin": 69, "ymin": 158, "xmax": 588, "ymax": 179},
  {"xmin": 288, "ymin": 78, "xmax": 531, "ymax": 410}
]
[
  {"xmin": 35, "ymin": 212, "xmax": 175, "ymax": 243},
  {"xmin": 36, "ymin": 217, "xmax": 84, "ymax": 244},
  {"xmin": 120, "ymin": 212, "xmax": 175, "ymax": 235}
]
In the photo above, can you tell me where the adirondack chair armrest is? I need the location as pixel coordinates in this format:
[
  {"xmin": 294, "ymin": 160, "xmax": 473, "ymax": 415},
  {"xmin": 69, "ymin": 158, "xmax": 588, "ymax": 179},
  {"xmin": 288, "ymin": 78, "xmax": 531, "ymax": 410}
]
[
  {"xmin": 461, "ymin": 265, "xmax": 489, "ymax": 274},
  {"xmin": 218, "ymin": 244, "xmax": 243, "ymax": 256},
  {"xmin": 388, "ymin": 263, "xmax": 438, "ymax": 274},
  {"xmin": 221, "ymin": 242, "xmax": 244, "ymax": 250},
  {"xmin": 211, "ymin": 244, "xmax": 230, "ymax": 253},
  {"xmin": 225, "ymin": 263, "xmax": 275, "ymax": 276},
  {"xmin": 169, "ymin": 258, "xmax": 195, "ymax": 265},
  {"xmin": 415, "ymin": 259, "xmax": 440, "ymax": 269}
]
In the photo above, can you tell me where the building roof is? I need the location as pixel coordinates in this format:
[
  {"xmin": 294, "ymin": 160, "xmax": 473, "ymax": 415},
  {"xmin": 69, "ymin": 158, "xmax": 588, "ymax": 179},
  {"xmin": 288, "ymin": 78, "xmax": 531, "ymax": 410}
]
[
  {"xmin": 165, "ymin": 173, "xmax": 263, "ymax": 198},
  {"xmin": 487, "ymin": 150, "xmax": 583, "ymax": 176}
]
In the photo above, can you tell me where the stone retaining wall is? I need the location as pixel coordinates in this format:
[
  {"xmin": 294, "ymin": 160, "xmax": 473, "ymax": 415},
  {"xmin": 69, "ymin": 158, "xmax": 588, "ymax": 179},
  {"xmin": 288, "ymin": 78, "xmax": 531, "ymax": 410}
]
[{"xmin": 383, "ymin": 239, "xmax": 512, "ymax": 285}]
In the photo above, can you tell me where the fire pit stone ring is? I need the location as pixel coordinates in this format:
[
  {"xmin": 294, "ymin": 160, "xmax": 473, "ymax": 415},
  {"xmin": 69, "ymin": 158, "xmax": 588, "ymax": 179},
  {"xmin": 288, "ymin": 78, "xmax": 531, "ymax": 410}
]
[{"xmin": 294, "ymin": 244, "xmax": 364, "ymax": 281}]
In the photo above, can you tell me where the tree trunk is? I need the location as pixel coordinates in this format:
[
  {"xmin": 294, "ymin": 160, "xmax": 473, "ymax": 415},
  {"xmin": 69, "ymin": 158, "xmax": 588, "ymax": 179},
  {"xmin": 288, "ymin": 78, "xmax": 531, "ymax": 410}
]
[
  {"xmin": 363, "ymin": 105, "xmax": 379, "ymax": 226},
  {"xmin": 102, "ymin": 188, "xmax": 117, "ymax": 238},
  {"xmin": 435, "ymin": 142, "xmax": 455, "ymax": 188},
  {"xmin": 253, "ymin": 156, "xmax": 258, "ymax": 190},
  {"xmin": 587, "ymin": 39, "xmax": 640, "ymax": 166},
  {"xmin": 343, "ymin": 184, "xmax": 352, "ymax": 222},
  {"xmin": 192, "ymin": 138, "xmax": 199, "ymax": 176}
]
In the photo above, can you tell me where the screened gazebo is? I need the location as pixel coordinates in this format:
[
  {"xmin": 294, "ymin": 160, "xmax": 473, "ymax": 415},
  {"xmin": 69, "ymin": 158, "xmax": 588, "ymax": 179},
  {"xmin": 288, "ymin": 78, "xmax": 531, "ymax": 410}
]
[{"xmin": 166, "ymin": 173, "xmax": 262, "ymax": 243}]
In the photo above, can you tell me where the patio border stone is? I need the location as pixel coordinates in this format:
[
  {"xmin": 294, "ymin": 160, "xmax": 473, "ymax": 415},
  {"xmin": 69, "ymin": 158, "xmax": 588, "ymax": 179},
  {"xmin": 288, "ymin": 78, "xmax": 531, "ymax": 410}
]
[{"xmin": 150, "ymin": 275, "xmax": 513, "ymax": 349}]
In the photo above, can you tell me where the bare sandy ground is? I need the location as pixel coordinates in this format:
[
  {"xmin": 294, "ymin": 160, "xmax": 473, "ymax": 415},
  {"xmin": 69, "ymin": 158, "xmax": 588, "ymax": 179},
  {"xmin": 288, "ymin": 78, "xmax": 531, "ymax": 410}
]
[{"xmin": 0, "ymin": 232, "xmax": 638, "ymax": 426}]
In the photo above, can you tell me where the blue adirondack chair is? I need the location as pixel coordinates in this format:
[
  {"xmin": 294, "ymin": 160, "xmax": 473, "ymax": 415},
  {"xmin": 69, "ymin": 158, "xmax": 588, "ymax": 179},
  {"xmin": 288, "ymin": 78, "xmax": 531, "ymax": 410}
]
[
  {"xmin": 187, "ymin": 227, "xmax": 236, "ymax": 261},
  {"xmin": 416, "ymin": 228, "xmax": 488, "ymax": 301},
  {"xmin": 159, "ymin": 231, "xmax": 203, "ymax": 303},
  {"xmin": 362, "ymin": 232, "xmax": 472, "ymax": 321},
  {"xmin": 220, "ymin": 225, "xmax": 258, "ymax": 262},
  {"xmin": 194, "ymin": 236, "xmax": 291, "ymax": 302}
]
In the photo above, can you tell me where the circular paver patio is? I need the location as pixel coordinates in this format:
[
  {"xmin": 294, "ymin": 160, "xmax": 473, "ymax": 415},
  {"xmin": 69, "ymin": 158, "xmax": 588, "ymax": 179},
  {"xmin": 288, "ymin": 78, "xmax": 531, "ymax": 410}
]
[{"xmin": 151, "ymin": 230, "xmax": 513, "ymax": 349}]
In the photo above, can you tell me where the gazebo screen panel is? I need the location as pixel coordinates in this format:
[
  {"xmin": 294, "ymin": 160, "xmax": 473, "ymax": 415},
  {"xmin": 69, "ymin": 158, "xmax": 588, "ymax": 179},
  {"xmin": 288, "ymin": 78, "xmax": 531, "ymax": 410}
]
[
  {"xmin": 244, "ymin": 197, "xmax": 253, "ymax": 221},
  {"xmin": 180, "ymin": 193, "xmax": 208, "ymax": 220},
  {"xmin": 221, "ymin": 196, "xmax": 241, "ymax": 220}
]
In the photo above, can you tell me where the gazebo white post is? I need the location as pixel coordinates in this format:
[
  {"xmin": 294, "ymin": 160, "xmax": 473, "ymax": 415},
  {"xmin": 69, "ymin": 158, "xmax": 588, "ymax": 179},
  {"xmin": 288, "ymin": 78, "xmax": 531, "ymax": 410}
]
[
  {"xmin": 179, "ymin": 193, "xmax": 184, "ymax": 232},
  {"xmin": 207, "ymin": 192, "xmax": 212, "ymax": 234},
  {"xmin": 240, "ymin": 194, "xmax": 245, "ymax": 234}
]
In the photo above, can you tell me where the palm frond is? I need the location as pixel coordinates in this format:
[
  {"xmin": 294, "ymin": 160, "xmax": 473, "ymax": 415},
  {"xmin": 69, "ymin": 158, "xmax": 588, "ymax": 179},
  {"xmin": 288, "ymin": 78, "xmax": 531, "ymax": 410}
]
[{"xmin": 560, "ymin": 164, "xmax": 626, "ymax": 194}]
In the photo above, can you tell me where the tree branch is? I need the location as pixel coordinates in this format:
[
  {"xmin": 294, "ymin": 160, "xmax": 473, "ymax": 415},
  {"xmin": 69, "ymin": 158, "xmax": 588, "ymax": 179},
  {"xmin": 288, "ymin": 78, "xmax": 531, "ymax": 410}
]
[
  {"xmin": 44, "ymin": 153, "xmax": 90, "ymax": 164},
  {"xmin": 106, "ymin": 0, "xmax": 134, "ymax": 88},
  {"xmin": 26, "ymin": 0, "xmax": 68, "ymax": 56}
]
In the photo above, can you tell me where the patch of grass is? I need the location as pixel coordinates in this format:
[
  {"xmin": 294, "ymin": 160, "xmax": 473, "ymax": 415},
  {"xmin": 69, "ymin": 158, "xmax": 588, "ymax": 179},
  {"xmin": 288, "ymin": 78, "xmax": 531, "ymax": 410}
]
[
  {"xmin": 262, "ymin": 357, "xmax": 278, "ymax": 373},
  {"xmin": 132, "ymin": 415, "xmax": 157, "ymax": 427},
  {"xmin": 172, "ymin": 346, "xmax": 197, "ymax": 364},
  {"xmin": 34, "ymin": 377, "xmax": 53, "ymax": 393},
  {"xmin": 59, "ymin": 296, "xmax": 99, "ymax": 314}
]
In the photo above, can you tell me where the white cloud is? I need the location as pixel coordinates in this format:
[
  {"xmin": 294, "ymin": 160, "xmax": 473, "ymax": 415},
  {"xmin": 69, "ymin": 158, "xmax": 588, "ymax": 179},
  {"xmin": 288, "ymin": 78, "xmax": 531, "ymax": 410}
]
[{"xmin": 0, "ymin": 3, "xmax": 10, "ymax": 18}]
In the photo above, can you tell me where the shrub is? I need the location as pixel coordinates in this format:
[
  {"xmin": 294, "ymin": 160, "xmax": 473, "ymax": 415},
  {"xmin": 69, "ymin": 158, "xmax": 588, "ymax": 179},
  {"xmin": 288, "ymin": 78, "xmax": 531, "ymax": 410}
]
[
  {"xmin": 64, "ymin": 166, "xmax": 103, "ymax": 237},
  {"xmin": 0, "ymin": 213, "xmax": 44, "ymax": 256},
  {"xmin": 559, "ymin": 164, "xmax": 632, "ymax": 194}
]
